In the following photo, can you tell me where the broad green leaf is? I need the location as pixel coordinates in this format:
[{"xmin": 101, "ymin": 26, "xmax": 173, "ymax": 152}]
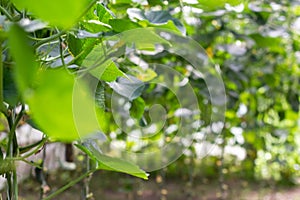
[
  {"xmin": 82, "ymin": 44, "xmax": 125, "ymax": 81},
  {"xmin": 108, "ymin": 75, "xmax": 145, "ymax": 101},
  {"xmin": 67, "ymin": 34, "xmax": 99, "ymax": 65},
  {"xmin": 129, "ymin": 67, "xmax": 157, "ymax": 82},
  {"xmin": 0, "ymin": 159, "xmax": 15, "ymax": 175},
  {"xmin": 111, "ymin": 0, "xmax": 131, "ymax": 4},
  {"xmin": 75, "ymin": 143, "xmax": 149, "ymax": 179},
  {"xmin": 250, "ymin": 34, "xmax": 284, "ymax": 53},
  {"xmin": 138, "ymin": 20, "xmax": 182, "ymax": 34},
  {"xmin": 96, "ymin": 108, "xmax": 111, "ymax": 134},
  {"xmin": 0, "ymin": 145, "xmax": 3, "ymax": 160},
  {"xmin": 12, "ymin": 0, "xmax": 92, "ymax": 28},
  {"xmin": 100, "ymin": 61, "xmax": 124, "ymax": 82},
  {"xmin": 127, "ymin": 8, "xmax": 185, "ymax": 34},
  {"xmin": 27, "ymin": 69, "xmax": 98, "ymax": 142},
  {"xmin": 8, "ymin": 24, "xmax": 38, "ymax": 93},
  {"xmin": 80, "ymin": 3, "xmax": 113, "ymax": 33},
  {"xmin": 147, "ymin": 0, "xmax": 163, "ymax": 6},
  {"xmin": 81, "ymin": 20, "xmax": 112, "ymax": 33},
  {"xmin": 292, "ymin": 5, "xmax": 300, "ymax": 15},
  {"xmin": 96, "ymin": 153, "xmax": 148, "ymax": 179},
  {"xmin": 119, "ymin": 28, "xmax": 171, "ymax": 50},
  {"xmin": 197, "ymin": 0, "xmax": 243, "ymax": 11},
  {"xmin": 3, "ymin": 66, "xmax": 18, "ymax": 106},
  {"xmin": 130, "ymin": 97, "xmax": 145, "ymax": 120},
  {"xmin": 96, "ymin": 3, "xmax": 114, "ymax": 24},
  {"xmin": 89, "ymin": 60, "xmax": 125, "ymax": 82},
  {"xmin": 67, "ymin": 34, "xmax": 84, "ymax": 57},
  {"xmin": 109, "ymin": 19, "xmax": 141, "ymax": 32}
]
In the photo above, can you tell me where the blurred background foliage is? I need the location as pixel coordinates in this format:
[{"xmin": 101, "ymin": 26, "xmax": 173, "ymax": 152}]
[{"xmin": 101, "ymin": 0, "xmax": 300, "ymax": 184}]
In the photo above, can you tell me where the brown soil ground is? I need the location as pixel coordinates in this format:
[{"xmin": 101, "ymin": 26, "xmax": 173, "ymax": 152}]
[{"xmin": 2, "ymin": 170, "xmax": 300, "ymax": 200}]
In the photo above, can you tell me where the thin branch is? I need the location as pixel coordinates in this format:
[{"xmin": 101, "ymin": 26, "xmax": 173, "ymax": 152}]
[
  {"xmin": 42, "ymin": 170, "xmax": 96, "ymax": 200},
  {"xmin": 19, "ymin": 137, "xmax": 47, "ymax": 154},
  {"xmin": 0, "ymin": 5, "xmax": 13, "ymax": 21},
  {"xmin": 58, "ymin": 35, "xmax": 66, "ymax": 66},
  {"xmin": 33, "ymin": 31, "xmax": 66, "ymax": 49},
  {"xmin": 0, "ymin": 40, "xmax": 6, "ymax": 114}
]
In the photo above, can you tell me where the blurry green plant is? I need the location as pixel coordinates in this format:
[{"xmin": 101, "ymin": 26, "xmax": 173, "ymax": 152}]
[{"xmin": 0, "ymin": 0, "xmax": 300, "ymax": 199}]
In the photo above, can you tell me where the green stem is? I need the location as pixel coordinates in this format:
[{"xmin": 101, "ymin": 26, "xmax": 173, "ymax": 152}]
[
  {"xmin": 42, "ymin": 170, "xmax": 96, "ymax": 200},
  {"xmin": 58, "ymin": 35, "xmax": 66, "ymax": 66},
  {"xmin": 5, "ymin": 113, "xmax": 15, "ymax": 200},
  {"xmin": 218, "ymin": 131, "xmax": 226, "ymax": 200},
  {"xmin": 17, "ymin": 157, "xmax": 43, "ymax": 168},
  {"xmin": 33, "ymin": 31, "xmax": 66, "ymax": 49},
  {"xmin": 82, "ymin": 155, "xmax": 94, "ymax": 199},
  {"xmin": 13, "ymin": 170, "xmax": 18, "ymax": 200},
  {"xmin": 5, "ymin": 105, "xmax": 24, "ymax": 200},
  {"xmin": 0, "ymin": 40, "xmax": 5, "ymax": 114},
  {"xmin": 19, "ymin": 137, "xmax": 47, "ymax": 154},
  {"xmin": 0, "ymin": 5, "xmax": 13, "ymax": 21},
  {"xmin": 6, "ymin": 173, "xmax": 12, "ymax": 200},
  {"xmin": 11, "ymin": 104, "xmax": 25, "ymax": 137}
]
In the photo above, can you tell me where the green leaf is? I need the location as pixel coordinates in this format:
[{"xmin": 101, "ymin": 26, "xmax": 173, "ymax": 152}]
[
  {"xmin": 112, "ymin": 0, "xmax": 131, "ymax": 4},
  {"xmin": 0, "ymin": 147, "xmax": 3, "ymax": 161},
  {"xmin": 80, "ymin": 3, "xmax": 113, "ymax": 33},
  {"xmin": 82, "ymin": 43, "xmax": 125, "ymax": 81},
  {"xmin": 127, "ymin": 8, "xmax": 185, "ymax": 34},
  {"xmin": 96, "ymin": 107, "xmax": 111, "ymax": 134},
  {"xmin": 89, "ymin": 60, "xmax": 125, "ymax": 82},
  {"xmin": 96, "ymin": 3, "xmax": 114, "ymax": 24},
  {"xmin": 250, "ymin": 34, "xmax": 284, "ymax": 53},
  {"xmin": 0, "ymin": 159, "xmax": 15, "ymax": 175},
  {"xmin": 75, "ymin": 143, "xmax": 149, "ymax": 179},
  {"xmin": 108, "ymin": 75, "xmax": 145, "ymax": 101},
  {"xmin": 119, "ymin": 28, "xmax": 171, "ymax": 50},
  {"xmin": 27, "ymin": 69, "xmax": 99, "ymax": 142},
  {"xmin": 9, "ymin": 25, "xmax": 92, "ymax": 138},
  {"xmin": 129, "ymin": 66, "xmax": 157, "ymax": 82},
  {"xmin": 147, "ymin": 0, "xmax": 163, "ymax": 6},
  {"xmin": 109, "ymin": 19, "xmax": 141, "ymax": 32},
  {"xmin": 81, "ymin": 19, "xmax": 112, "ymax": 33},
  {"xmin": 12, "ymin": 0, "xmax": 92, "ymax": 28},
  {"xmin": 3, "ymin": 66, "xmax": 18, "ymax": 106},
  {"xmin": 130, "ymin": 97, "xmax": 145, "ymax": 120},
  {"xmin": 67, "ymin": 34, "xmax": 99, "ymax": 65},
  {"xmin": 139, "ymin": 20, "xmax": 182, "ymax": 34},
  {"xmin": 8, "ymin": 24, "xmax": 38, "ymax": 94},
  {"xmin": 197, "ymin": 0, "xmax": 243, "ymax": 10}
]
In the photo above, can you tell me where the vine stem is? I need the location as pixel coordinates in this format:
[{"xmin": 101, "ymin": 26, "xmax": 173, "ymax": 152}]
[
  {"xmin": 42, "ymin": 170, "xmax": 96, "ymax": 200},
  {"xmin": 5, "ymin": 104, "xmax": 25, "ymax": 200},
  {"xmin": 33, "ymin": 31, "xmax": 66, "ymax": 49},
  {"xmin": 0, "ymin": 40, "xmax": 5, "ymax": 114},
  {"xmin": 218, "ymin": 130, "xmax": 226, "ymax": 200},
  {"xmin": 0, "ymin": 5, "xmax": 13, "ymax": 21}
]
